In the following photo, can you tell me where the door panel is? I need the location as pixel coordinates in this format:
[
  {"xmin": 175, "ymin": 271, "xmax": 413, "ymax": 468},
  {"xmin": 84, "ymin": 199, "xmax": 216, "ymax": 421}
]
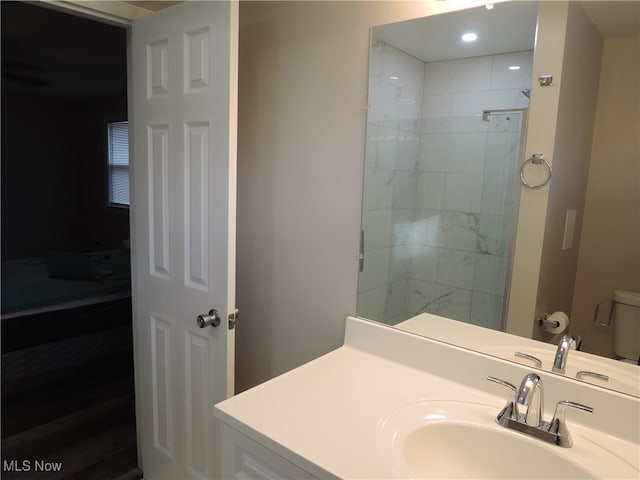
[
  {"xmin": 148, "ymin": 124, "xmax": 170, "ymax": 278},
  {"xmin": 184, "ymin": 121, "xmax": 210, "ymax": 290},
  {"xmin": 150, "ymin": 315, "xmax": 173, "ymax": 455},
  {"xmin": 131, "ymin": 2, "xmax": 238, "ymax": 478}
]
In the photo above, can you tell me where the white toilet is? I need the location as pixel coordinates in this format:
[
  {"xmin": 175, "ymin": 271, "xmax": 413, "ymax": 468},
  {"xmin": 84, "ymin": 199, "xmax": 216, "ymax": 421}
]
[{"xmin": 612, "ymin": 289, "xmax": 640, "ymax": 364}]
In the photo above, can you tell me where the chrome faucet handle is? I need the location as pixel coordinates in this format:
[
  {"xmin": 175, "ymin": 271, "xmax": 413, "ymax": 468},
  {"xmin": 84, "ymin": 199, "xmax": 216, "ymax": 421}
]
[
  {"xmin": 547, "ymin": 400, "xmax": 593, "ymax": 447},
  {"xmin": 515, "ymin": 373, "xmax": 544, "ymax": 427},
  {"xmin": 514, "ymin": 351, "xmax": 543, "ymax": 368},
  {"xmin": 486, "ymin": 376, "xmax": 517, "ymax": 427},
  {"xmin": 576, "ymin": 370, "xmax": 609, "ymax": 382},
  {"xmin": 486, "ymin": 375, "xmax": 517, "ymax": 393}
]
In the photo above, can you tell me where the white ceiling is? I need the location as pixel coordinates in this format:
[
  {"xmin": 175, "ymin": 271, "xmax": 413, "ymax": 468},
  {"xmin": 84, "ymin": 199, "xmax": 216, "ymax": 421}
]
[{"xmin": 373, "ymin": 1, "xmax": 639, "ymax": 63}]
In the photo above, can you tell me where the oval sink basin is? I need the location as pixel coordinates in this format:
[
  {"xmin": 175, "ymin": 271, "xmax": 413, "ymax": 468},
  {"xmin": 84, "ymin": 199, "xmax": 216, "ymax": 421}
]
[
  {"xmin": 404, "ymin": 421, "xmax": 594, "ymax": 479},
  {"xmin": 378, "ymin": 400, "xmax": 635, "ymax": 479}
]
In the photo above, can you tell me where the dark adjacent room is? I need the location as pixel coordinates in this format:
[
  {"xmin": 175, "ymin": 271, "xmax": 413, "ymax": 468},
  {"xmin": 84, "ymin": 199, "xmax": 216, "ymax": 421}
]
[{"xmin": 2, "ymin": 2, "xmax": 139, "ymax": 478}]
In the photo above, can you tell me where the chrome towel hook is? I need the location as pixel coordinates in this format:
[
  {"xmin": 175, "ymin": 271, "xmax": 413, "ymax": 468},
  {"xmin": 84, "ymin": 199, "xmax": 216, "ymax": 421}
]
[{"xmin": 520, "ymin": 153, "xmax": 552, "ymax": 189}]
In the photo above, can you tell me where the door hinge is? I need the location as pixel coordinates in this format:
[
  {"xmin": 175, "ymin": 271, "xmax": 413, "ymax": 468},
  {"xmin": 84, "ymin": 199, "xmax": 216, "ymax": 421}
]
[{"xmin": 228, "ymin": 308, "xmax": 239, "ymax": 330}]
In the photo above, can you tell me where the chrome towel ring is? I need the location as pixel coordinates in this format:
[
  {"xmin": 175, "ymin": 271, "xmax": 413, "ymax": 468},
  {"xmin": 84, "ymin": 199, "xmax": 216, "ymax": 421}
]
[{"xmin": 520, "ymin": 153, "xmax": 552, "ymax": 189}]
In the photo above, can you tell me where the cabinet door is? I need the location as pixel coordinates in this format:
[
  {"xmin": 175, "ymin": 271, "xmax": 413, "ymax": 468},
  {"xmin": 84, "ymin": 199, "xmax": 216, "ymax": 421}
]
[{"xmin": 220, "ymin": 424, "xmax": 319, "ymax": 480}]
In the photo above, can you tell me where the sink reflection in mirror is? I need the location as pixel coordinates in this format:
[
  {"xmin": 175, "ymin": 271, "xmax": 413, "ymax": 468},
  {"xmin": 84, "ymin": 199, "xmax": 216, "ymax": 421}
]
[
  {"xmin": 378, "ymin": 400, "xmax": 638, "ymax": 479},
  {"xmin": 356, "ymin": 0, "xmax": 640, "ymax": 397},
  {"xmin": 396, "ymin": 313, "xmax": 640, "ymax": 398},
  {"xmin": 495, "ymin": 345, "xmax": 639, "ymax": 397}
]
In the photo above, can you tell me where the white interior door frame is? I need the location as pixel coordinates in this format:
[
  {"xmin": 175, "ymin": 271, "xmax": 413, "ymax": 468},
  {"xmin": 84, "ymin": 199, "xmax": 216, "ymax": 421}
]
[{"xmin": 35, "ymin": 0, "xmax": 153, "ymax": 27}]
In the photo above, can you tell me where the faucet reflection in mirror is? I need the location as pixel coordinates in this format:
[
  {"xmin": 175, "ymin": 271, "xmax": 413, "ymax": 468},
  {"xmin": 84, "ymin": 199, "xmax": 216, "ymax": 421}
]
[{"xmin": 357, "ymin": 35, "xmax": 532, "ymax": 330}]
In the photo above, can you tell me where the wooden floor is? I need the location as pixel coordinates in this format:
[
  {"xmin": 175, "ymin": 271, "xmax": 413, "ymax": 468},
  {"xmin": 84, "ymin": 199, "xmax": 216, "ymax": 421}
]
[{"xmin": 1, "ymin": 353, "xmax": 142, "ymax": 480}]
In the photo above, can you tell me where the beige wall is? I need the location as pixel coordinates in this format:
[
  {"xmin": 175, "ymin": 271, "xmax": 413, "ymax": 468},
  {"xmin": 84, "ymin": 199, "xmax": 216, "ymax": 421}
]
[
  {"xmin": 235, "ymin": 0, "xmax": 490, "ymax": 392},
  {"xmin": 234, "ymin": 0, "xmax": 638, "ymax": 390},
  {"xmin": 570, "ymin": 34, "xmax": 640, "ymax": 358},
  {"xmin": 505, "ymin": 1, "xmax": 570, "ymax": 337},
  {"xmin": 532, "ymin": 2, "xmax": 603, "ymax": 342}
]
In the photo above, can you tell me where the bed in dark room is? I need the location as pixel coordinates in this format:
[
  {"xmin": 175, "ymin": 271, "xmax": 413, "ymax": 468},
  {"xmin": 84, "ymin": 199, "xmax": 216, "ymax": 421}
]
[
  {"xmin": 1, "ymin": 248, "xmax": 140, "ymax": 479},
  {"xmin": 2, "ymin": 248, "xmax": 132, "ymax": 373}
]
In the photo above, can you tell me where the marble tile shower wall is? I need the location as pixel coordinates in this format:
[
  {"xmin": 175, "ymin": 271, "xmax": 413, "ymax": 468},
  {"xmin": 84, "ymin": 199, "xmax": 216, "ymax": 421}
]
[
  {"xmin": 360, "ymin": 40, "xmax": 424, "ymax": 324},
  {"xmin": 359, "ymin": 41, "xmax": 532, "ymax": 329},
  {"xmin": 410, "ymin": 51, "xmax": 532, "ymax": 330}
]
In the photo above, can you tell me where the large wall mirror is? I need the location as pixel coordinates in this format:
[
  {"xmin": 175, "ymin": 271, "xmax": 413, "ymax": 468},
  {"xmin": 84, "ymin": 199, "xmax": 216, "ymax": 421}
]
[{"xmin": 357, "ymin": 1, "xmax": 639, "ymax": 397}]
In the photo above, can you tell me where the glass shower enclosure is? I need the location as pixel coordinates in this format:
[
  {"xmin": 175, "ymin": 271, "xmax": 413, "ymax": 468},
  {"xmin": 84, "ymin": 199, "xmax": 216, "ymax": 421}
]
[{"xmin": 357, "ymin": 109, "xmax": 527, "ymax": 331}]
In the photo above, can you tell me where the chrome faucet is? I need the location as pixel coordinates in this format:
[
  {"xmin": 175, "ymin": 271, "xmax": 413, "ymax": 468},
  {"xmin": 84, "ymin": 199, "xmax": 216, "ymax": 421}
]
[
  {"xmin": 487, "ymin": 373, "xmax": 544, "ymax": 427},
  {"xmin": 487, "ymin": 372, "xmax": 593, "ymax": 447},
  {"xmin": 552, "ymin": 334, "xmax": 581, "ymax": 374},
  {"xmin": 514, "ymin": 373, "xmax": 544, "ymax": 426}
]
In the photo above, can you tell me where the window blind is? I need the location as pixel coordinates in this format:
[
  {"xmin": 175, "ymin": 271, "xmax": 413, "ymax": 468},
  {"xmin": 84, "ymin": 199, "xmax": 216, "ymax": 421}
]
[{"xmin": 108, "ymin": 121, "xmax": 129, "ymax": 206}]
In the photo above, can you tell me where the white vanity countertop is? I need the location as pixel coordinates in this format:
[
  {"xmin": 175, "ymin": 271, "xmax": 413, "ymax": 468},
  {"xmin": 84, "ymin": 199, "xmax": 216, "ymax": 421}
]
[
  {"xmin": 215, "ymin": 344, "xmax": 500, "ymax": 479},
  {"xmin": 214, "ymin": 317, "xmax": 640, "ymax": 479}
]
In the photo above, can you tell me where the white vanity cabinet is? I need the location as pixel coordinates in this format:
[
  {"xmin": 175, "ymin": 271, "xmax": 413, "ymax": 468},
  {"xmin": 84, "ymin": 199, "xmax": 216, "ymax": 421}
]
[{"xmin": 220, "ymin": 423, "xmax": 319, "ymax": 480}]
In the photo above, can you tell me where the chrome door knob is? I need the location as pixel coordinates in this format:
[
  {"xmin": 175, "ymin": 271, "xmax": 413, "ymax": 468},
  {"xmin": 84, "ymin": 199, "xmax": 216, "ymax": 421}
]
[{"xmin": 196, "ymin": 309, "xmax": 221, "ymax": 328}]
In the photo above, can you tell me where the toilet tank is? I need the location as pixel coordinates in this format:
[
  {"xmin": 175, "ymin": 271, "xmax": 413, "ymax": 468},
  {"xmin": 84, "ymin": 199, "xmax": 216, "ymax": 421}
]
[{"xmin": 613, "ymin": 289, "xmax": 640, "ymax": 361}]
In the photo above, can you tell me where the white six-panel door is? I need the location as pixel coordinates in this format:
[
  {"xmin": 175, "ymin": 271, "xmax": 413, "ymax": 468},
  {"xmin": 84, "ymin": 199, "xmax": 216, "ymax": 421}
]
[{"xmin": 130, "ymin": 2, "xmax": 238, "ymax": 478}]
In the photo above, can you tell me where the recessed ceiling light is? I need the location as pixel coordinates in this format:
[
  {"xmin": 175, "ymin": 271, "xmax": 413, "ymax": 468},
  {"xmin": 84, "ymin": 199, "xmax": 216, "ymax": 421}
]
[
  {"xmin": 509, "ymin": 65, "xmax": 521, "ymax": 70},
  {"xmin": 389, "ymin": 75, "xmax": 399, "ymax": 80},
  {"xmin": 461, "ymin": 32, "xmax": 478, "ymax": 42}
]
